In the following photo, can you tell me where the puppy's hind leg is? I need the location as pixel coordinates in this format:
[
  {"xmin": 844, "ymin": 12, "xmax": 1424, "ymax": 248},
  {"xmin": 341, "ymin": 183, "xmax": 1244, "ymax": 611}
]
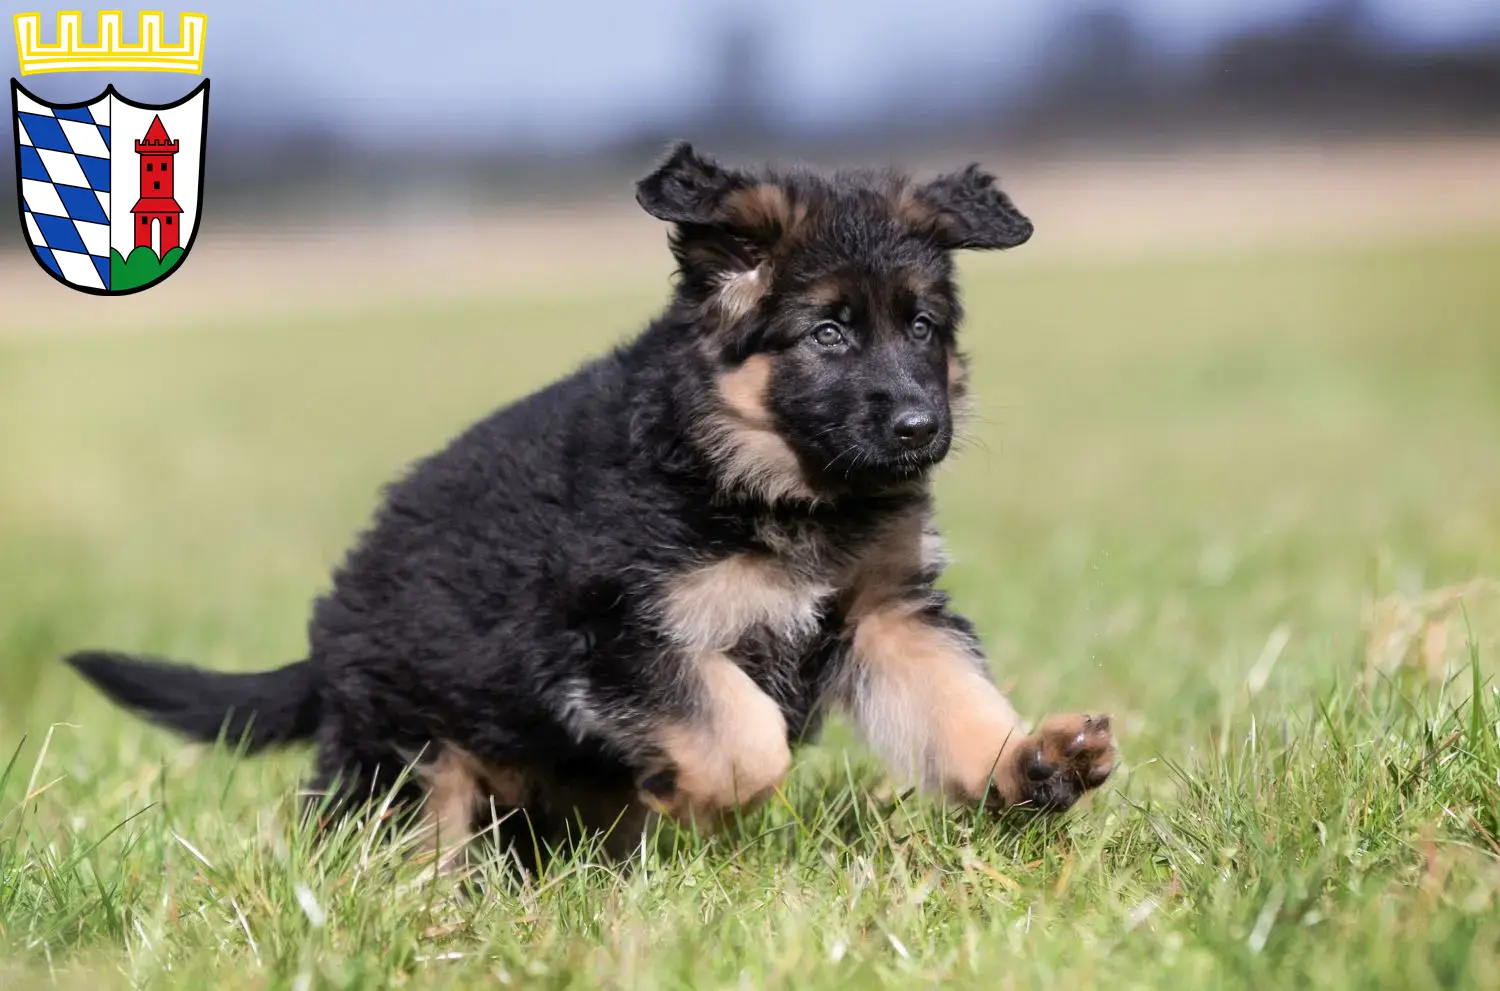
[
  {"xmin": 297, "ymin": 727, "xmax": 427, "ymax": 847},
  {"xmin": 408, "ymin": 744, "xmax": 534, "ymax": 875}
]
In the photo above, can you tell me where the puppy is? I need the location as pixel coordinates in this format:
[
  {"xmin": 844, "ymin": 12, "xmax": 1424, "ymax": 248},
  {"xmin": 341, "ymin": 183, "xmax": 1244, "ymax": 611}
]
[{"xmin": 68, "ymin": 143, "xmax": 1115, "ymax": 869}]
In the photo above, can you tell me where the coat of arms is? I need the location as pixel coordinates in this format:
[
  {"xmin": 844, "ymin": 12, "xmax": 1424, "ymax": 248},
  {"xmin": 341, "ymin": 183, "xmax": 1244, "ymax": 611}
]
[{"xmin": 11, "ymin": 11, "xmax": 208, "ymax": 295}]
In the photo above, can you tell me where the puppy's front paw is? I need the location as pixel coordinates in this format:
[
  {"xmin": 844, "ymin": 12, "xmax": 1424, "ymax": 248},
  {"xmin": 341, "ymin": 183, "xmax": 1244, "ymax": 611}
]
[{"xmin": 1007, "ymin": 714, "xmax": 1115, "ymax": 812}]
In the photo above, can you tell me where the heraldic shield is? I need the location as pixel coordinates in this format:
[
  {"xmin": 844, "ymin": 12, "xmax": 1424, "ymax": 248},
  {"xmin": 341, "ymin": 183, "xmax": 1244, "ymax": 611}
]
[{"xmin": 12, "ymin": 79, "xmax": 208, "ymax": 295}]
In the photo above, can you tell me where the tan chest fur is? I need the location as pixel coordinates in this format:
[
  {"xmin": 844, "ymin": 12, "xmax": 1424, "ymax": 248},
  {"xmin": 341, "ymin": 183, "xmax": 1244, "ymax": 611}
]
[{"xmin": 656, "ymin": 507, "xmax": 944, "ymax": 656}]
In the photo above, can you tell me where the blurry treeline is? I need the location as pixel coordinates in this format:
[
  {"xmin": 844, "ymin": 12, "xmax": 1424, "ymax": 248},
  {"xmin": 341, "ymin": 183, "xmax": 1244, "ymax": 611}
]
[{"xmin": 5, "ymin": 0, "xmax": 1499, "ymax": 239}]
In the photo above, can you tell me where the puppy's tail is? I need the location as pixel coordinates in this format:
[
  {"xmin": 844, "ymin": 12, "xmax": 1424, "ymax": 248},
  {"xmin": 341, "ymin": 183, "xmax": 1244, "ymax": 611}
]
[{"xmin": 65, "ymin": 651, "xmax": 322, "ymax": 754}]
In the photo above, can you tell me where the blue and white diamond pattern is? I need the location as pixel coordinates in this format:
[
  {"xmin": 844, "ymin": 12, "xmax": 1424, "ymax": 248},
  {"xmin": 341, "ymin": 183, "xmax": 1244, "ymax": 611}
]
[{"xmin": 16, "ymin": 88, "xmax": 112, "ymax": 291}]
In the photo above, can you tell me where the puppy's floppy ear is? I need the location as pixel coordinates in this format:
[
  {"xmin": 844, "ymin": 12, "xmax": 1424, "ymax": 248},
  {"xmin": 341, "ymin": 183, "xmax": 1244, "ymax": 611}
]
[
  {"xmin": 910, "ymin": 164, "xmax": 1033, "ymax": 251},
  {"xmin": 636, "ymin": 141, "xmax": 754, "ymax": 226},
  {"xmin": 637, "ymin": 142, "xmax": 803, "ymax": 312}
]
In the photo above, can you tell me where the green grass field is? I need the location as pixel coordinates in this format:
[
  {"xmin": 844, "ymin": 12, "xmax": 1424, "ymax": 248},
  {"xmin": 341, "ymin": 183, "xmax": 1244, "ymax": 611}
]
[{"xmin": 3, "ymin": 233, "xmax": 1500, "ymax": 989}]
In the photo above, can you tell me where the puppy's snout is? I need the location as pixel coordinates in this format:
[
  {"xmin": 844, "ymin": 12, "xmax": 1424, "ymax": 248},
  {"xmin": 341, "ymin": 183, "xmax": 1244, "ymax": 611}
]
[{"xmin": 890, "ymin": 407, "xmax": 938, "ymax": 449}]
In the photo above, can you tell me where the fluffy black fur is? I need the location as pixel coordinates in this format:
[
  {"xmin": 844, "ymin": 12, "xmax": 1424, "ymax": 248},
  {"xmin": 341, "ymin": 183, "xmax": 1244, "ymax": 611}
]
[{"xmin": 68, "ymin": 142, "xmax": 1045, "ymax": 857}]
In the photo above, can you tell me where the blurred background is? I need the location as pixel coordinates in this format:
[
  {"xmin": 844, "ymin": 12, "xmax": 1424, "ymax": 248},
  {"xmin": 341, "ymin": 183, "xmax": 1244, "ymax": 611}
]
[
  {"xmin": 3, "ymin": 0, "xmax": 1499, "ymax": 322},
  {"xmin": 1, "ymin": 1, "xmax": 1498, "ymax": 779}
]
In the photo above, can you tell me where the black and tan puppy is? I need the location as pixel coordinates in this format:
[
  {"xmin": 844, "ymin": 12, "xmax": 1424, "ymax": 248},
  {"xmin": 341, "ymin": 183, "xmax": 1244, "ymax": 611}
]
[{"xmin": 67, "ymin": 143, "xmax": 1115, "ymax": 868}]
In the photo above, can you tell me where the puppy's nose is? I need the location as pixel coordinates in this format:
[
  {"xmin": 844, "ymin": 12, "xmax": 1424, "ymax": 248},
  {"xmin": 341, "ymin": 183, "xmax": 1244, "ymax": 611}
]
[{"xmin": 891, "ymin": 408, "xmax": 938, "ymax": 448}]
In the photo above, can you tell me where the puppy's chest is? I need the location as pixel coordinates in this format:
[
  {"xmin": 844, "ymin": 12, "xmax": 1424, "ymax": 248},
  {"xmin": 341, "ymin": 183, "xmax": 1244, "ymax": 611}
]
[{"xmin": 656, "ymin": 520, "xmax": 848, "ymax": 662}]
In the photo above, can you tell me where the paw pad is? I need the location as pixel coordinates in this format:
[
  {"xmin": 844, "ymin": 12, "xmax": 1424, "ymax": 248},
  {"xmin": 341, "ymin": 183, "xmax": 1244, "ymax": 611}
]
[{"xmin": 1011, "ymin": 713, "xmax": 1116, "ymax": 812}]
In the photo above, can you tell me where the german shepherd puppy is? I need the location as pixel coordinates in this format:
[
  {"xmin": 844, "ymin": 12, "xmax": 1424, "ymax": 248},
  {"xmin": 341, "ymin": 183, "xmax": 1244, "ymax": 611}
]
[{"xmin": 67, "ymin": 143, "xmax": 1115, "ymax": 869}]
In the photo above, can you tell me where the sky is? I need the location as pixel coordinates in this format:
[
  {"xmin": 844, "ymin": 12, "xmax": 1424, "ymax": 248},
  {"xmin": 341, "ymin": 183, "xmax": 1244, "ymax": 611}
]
[{"xmin": 8, "ymin": 0, "xmax": 1500, "ymax": 150}]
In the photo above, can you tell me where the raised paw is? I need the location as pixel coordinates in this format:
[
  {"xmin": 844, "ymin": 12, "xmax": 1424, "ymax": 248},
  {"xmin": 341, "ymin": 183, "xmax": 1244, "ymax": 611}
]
[{"xmin": 1006, "ymin": 714, "xmax": 1116, "ymax": 813}]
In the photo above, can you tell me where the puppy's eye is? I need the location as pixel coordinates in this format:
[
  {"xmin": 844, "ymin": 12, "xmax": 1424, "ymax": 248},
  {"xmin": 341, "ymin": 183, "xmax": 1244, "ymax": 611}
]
[
  {"xmin": 810, "ymin": 322, "xmax": 847, "ymax": 348},
  {"xmin": 910, "ymin": 314, "xmax": 935, "ymax": 343}
]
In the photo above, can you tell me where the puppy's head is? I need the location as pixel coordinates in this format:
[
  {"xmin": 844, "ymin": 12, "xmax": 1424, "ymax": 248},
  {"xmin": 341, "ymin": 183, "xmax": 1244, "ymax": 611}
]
[{"xmin": 637, "ymin": 142, "xmax": 1032, "ymax": 501}]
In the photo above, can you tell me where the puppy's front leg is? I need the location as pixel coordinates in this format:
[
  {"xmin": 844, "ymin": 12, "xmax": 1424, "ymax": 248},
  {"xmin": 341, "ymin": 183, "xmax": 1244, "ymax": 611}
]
[
  {"xmin": 639, "ymin": 651, "xmax": 792, "ymax": 829},
  {"xmin": 839, "ymin": 600, "xmax": 1114, "ymax": 811}
]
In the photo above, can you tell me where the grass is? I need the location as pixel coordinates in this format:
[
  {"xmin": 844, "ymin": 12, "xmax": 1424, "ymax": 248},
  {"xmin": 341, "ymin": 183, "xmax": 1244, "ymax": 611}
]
[{"xmin": 2, "ymin": 232, "xmax": 1500, "ymax": 988}]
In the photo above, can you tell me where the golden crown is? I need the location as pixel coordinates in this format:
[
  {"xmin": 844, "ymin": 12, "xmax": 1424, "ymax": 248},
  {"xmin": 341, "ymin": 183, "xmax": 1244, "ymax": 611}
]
[{"xmin": 14, "ymin": 10, "xmax": 206, "ymax": 75}]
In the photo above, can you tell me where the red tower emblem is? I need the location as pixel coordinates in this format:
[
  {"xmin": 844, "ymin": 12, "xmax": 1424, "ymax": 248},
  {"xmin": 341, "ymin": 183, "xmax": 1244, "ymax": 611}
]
[{"xmin": 130, "ymin": 114, "xmax": 184, "ymax": 256}]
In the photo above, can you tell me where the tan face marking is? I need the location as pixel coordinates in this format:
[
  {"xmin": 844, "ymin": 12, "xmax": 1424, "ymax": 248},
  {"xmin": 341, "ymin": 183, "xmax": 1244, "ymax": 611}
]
[
  {"xmin": 717, "ymin": 353, "xmax": 774, "ymax": 424},
  {"xmin": 703, "ymin": 355, "xmax": 815, "ymax": 503},
  {"xmin": 802, "ymin": 275, "xmax": 849, "ymax": 310}
]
